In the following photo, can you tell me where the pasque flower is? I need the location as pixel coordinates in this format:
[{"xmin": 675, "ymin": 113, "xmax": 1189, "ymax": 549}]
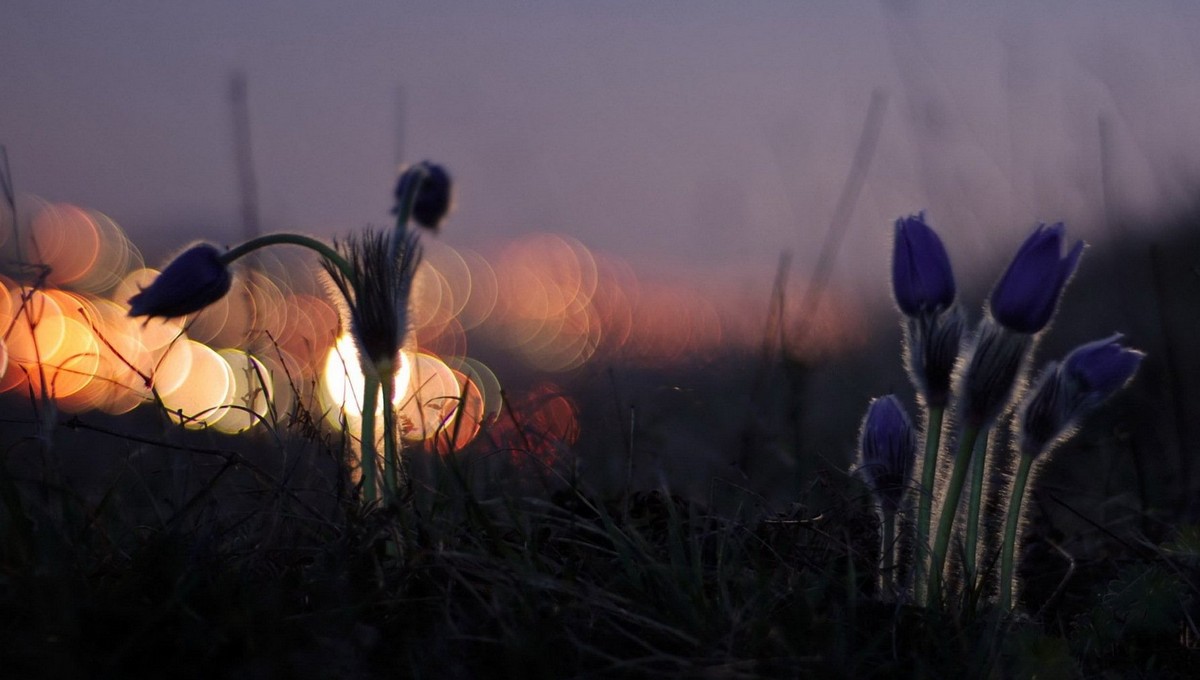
[
  {"xmin": 127, "ymin": 243, "xmax": 232, "ymax": 319},
  {"xmin": 322, "ymin": 228, "xmax": 422, "ymax": 376},
  {"xmin": 1000, "ymin": 335, "xmax": 1142, "ymax": 610},
  {"xmin": 858, "ymin": 395, "xmax": 917, "ymax": 514},
  {"xmin": 892, "ymin": 212, "xmax": 963, "ymax": 407},
  {"xmin": 989, "ymin": 223, "xmax": 1083, "ymax": 334},
  {"xmin": 394, "ymin": 161, "xmax": 452, "ymax": 231},
  {"xmin": 892, "ymin": 212, "xmax": 956, "ymax": 316},
  {"xmin": 1019, "ymin": 334, "xmax": 1143, "ymax": 456},
  {"xmin": 962, "ymin": 223, "xmax": 1083, "ymax": 425}
]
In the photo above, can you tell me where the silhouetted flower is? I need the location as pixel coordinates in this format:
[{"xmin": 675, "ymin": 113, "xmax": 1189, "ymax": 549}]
[
  {"xmin": 892, "ymin": 212, "xmax": 956, "ymax": 317},
  {"xmin": 989, "ymin": 223, "xmax": 1083, "ymax": 334},
  {"xmin": 858, "ymin": 395, "xmax": 917, "ymax": 514},
  {"xmin": 394, "ymin": 161, "xmax": 452, "ymax": 231},
  {"xmin": 323, "ymin": 228, "xmax": 422, "ymax": 375},
  {"xmin": 1019, "ymin": 334, "xmax": 1143, "ymax": 456},
  {"xmin": 127, "ymin": 243, "xmax": 232, "ymax": 319}
]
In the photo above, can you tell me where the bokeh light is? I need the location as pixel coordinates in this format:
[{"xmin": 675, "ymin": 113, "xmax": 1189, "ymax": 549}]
[{"xmin": 0, "ymin": 197, "xmax": 865, "ymax": 454}]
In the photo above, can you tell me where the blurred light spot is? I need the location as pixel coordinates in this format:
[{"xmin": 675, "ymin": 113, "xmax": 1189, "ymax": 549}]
[
  {"xmin": 396, "ymin": 352, "xmax": 459, "ymax": 443},
  {"xmin": 213, "ymin": 349, "xmax": 273, "ymax": 434},
  {"xmin": 159, "ymin": 340, "xmax": 234, "ymax": 429}
]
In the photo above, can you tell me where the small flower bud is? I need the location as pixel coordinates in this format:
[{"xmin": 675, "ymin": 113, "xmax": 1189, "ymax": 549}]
[
  {"xmin": 858, "ymin": 395, "xmax": 918, "ymax": 514},
  {"xmin": 989, "ymin": 223, "xmax": 1083, "ymax": 334},
  {"xmin": 127, "ymin": 243, "xmax": 232, "ymax": 319},
  {"xmin": 394, "ymin": 161, "xmax": 452, "ymax": 231}
]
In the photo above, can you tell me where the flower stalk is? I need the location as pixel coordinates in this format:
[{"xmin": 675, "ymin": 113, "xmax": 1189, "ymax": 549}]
[{"xmin": 928, "ymin": 423, "xmax": 981, "ymax": 605}]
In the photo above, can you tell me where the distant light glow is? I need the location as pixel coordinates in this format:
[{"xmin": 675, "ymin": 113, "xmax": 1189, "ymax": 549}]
[{"xmin": 0, "ymin": 197, "xmax": 866, "ymax": 453}]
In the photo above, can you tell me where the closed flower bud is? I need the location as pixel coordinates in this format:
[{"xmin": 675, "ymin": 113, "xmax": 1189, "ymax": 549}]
[
  {"xmin": 394, "ymin": 161, "xmax": 452, "ymax": 231},
  {"xmin": 892, "ymin": 212, "xmax": 956, "ymax": 317},
  {"xmin": 1062, "ymin": 334, "xmax": 1144, "ymax": 402},
  {"xmin": 128, "ymin": 243, "xmax": 232, "ymax": 319},
  {"xmin": 1018, "ymin": 335, "xmax": 1143, "ymax": 456},
  {"xmin": 858, "ymin": 395, "xmax": 917, "ymax": 514},
  {"xmin": 989, "ymin": 223, "xmax": 1083, "ymax": 334}
]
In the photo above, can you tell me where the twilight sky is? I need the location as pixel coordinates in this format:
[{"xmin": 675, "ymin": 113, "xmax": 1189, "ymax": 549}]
[{"xmin": 4, "ymin": 0, "xmax": 1200, "ymax": 308}]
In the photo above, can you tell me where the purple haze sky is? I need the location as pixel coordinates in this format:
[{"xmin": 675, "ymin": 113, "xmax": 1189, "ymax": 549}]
[{"xmin": 4, "ymin": 0, "xmax": 1200, "ymax": 307}]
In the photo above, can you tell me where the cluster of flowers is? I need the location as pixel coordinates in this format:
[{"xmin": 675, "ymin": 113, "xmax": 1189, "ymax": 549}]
[
  {"xmin": 857, "ymin": 213, "xmax": 1143, "ymax": 610},
  {"xmin": 129, "ymin": 162, "xmax": 452, "ymax": 506}
]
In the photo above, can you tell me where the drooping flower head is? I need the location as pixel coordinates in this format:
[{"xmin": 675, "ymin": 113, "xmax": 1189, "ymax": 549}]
[
  {"xmin": 323, "ymin": 228, "xmax": 422, "ymax": 376},
  {"xmin": 858, "ymin": 395, "xmax": 918, "ymax": 514},
  {"xmin": 1018, "ymin": 334, "xmax": 1143, "ymax": 456},
  {"xmin": 128, "ymin": 243, "xmax": 232, "ymax": 319},
  {"xmin": 989, "ymin": 223, "xmax": 1083, "ymax": 334},
  {"xmin": 892, "ymin": 212, "xmax": 956, "ymax": 317},
  {"xmin": 393, "ymin": 161, "xmax": 453, "ymax": 231}
]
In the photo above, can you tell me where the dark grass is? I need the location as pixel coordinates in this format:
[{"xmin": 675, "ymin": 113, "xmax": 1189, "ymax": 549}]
[{"xmin": 2, "ymin": 348, "xmax": 1198, "ymax": 680}]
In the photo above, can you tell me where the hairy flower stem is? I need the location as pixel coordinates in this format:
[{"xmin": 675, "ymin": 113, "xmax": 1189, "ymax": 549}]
[
  {"xmin": 881, "ymin": 510, "xmax": 896, "ymax": 598},
  {"xmin": 929, "ymin": 424, "xmax": 981, "ymax": 606},
  {"xmin": 999, "ymin": 452, "xmax": 1035, "ymax": 610},
  {"xmin": 913, "ymin": 405, "xmax": 945, "ymax": 605},
  {"xmin": 963, "ymin": 426, "xmax": 992, "ymax": 587},
  {"xmin": 221, "ymin": 233, "xmax": 356, "ymax": 281},
  {"xmin": 379, "ymin": 359, "xmax": 401, "ymax": 498},
  {"xmin": 359, "ymin": 373, "xmax": 381, "ymax": 505}
]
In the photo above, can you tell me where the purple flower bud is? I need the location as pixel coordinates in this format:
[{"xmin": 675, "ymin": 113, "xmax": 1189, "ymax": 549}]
[
  {"xmin": 989, "ymin": 223, "xmax": 1083, "ymax": 334},
  {"xmin": 1018, "ymin": 334, "xmax": 1143, "ymax": 456},
  {"xmin": 127, "ymin": 244, "xmax": 232, "ymax": 319},
  {"xmin": 892, "ymin": 212, "xmax": 956, "ymax": 317},
  {"xmin": 394, "ymin": 161, "xmax": 452, "ymax": 230},
  {"xmin": 1062, "ymin": 334, "xmax": 1144, "ymax": 401},
  {"xmin": 858, "ymin": 395, "xmax": 917, "ymax": 514}
]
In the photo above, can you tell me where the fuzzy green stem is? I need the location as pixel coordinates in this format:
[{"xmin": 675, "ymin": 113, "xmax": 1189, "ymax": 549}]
[
  {"xmin": 929, "ymin": 424, "xmax": 981, "ymax": 606},
  {"xmin": 913, "ymin": 405, "xmax": 945, "ymax": 606},
  {"xmin": 881, "ymin": 509, "xmax": 896, "ymax": 598},
  {"xmin": 379, "ymin": 366, "xmax": 400, "ymax": 501},
  {"xmin": 359, "ymin": 373, "xmax": 381, "ymax": 505},
  {"xmin": 999, "ymin": 452, "xmax": 1035, "ymax": 611},
  {"xmin": 963, "ymin": 426, "xmax": 992, "ymax": 587},
  {"xmin": 220, "ymin": 233, "xmax": 355, "ymax": 281}
]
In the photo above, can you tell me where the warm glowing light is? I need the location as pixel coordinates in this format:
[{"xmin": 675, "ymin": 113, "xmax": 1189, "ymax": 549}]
[
  {"xmin": 29, "ymin": 204, "xmax": 101, "ymax": 288},
  {"xmin": 6, "ymin": 288, "xmax": 67, "ymax": 364},
  {"xmin": 320, "ymin": 332, "xmax": 413, "ymax": 425},
  {"xmin": 150, "ymin": 337, "xmax": 195, "ymax": 397},
  {"xmin": 213, "ymin": 349, "xmax": 274, "ymax": 434},
  {"xmin": 158, "ymin": 340, "xmax": 235, "ymax": 429},
  {"xmin": 435, "ymin": 368, "xmax": 485, "ymax": 454},
  {"xmin": 446, "ymin": 356, "xmax": 503, "ymax": 423},
  {"xmin": 28, "ymin": 316, "xmax": 100, "ymax": 399},
  {"xmin": 396, "ymin": 352, "xmax": 460, "ymax": 442}
]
